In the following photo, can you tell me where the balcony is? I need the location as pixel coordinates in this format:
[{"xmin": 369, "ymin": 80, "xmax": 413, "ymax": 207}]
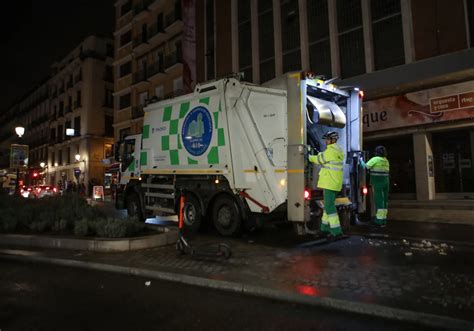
[
  {"xmin": 30, "ymin": 115, "xmax": 49, "ymax": 128},
  {"xmin": 67, "ymin": 80, "xmax": 73, "ymax": 89},
  {"xmin": 73, "ymin": 101, "xmax": 82, "ymax": 109},
  {"xmin": 165, "ymin": 11, "xmax": 182, "ymax": 35},
  {"xmin": 132, "ymin": 69, "xmax": 148, "ymax": 85},
  {"xmin": 65, "ymin": 106, "xmax": 72, "ymax": 114},
  {"xmin": 165, "ymin": 10, "xmax": 182, "ymax": 28},
  {"xmin": 133, "ymin": 0, "xmax": 153, "ymax": 18},
  {"xmin": 58, "ymin": 86, "xmax": 65, "ymax": 95},
  {"xmin": 148, "ymin": 22, "xmax": 166, "ymax": 43},
  {"xmin": 58, "ymin": 110, "xmax": 64, "ymax": 118},
  {"xmin": 147, "ymin": 61, "xmax": 165, "ymax": 80},
  {"xmin": 131, "ymin": 105, "xmax": 145, "ymax": 119},
  {"xmin": 132, "ymin": 33, "xmax": 149, "ymax": 53},
  {"xmin": 164, "ymin": 51, "xmax": 182, "ymax": 71}
]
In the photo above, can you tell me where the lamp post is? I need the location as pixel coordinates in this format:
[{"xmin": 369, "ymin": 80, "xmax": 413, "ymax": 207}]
[{"xmin": 14, "ymin": 126, "xmax": 25, "ymax": 194}]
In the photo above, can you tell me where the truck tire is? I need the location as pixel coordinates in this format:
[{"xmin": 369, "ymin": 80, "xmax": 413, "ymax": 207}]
[
  {"xmin": 183, "ymin": 194, "xmax": 203, "ymax": 233},
  {"xmin": 212, "ymin": 195, "xmax": 242, "ymax": 236},
  {"xmin": 126, "ymin": 192, "xmax": 144, "ymax": 222}
]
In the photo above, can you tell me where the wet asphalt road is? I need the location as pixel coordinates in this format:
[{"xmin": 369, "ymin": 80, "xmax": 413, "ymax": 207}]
[{"xmin": 0, "ymin": 260, "xmax": 437, "ymax": 331}]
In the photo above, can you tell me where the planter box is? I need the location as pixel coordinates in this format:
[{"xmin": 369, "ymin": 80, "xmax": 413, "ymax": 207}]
[{"xmin": 0, "ymin": 228, "xmax": 178, "ymax": 253}]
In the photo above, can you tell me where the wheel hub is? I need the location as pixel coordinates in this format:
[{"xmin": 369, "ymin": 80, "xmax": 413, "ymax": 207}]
[
  {"xmin": 217, "ymin": 206, "xmax": 232, "ymax": 228},
  {"xmin": 184, "ymin": 203, "xmax": 196, "ymax": 225}
]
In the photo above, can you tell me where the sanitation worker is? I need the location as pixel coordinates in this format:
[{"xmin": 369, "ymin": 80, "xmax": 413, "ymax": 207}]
[
  {"xmin": 308, "ymin": 131, "xmax": 345, "ymax": 238},
  {"xmin": 360, "ymin": 146, "xmax": 390, "ymax": 227}
]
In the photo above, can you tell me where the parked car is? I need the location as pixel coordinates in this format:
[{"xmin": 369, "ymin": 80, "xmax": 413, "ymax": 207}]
[
  {"xmin": 34, "ymin": 185, "xmax": 59, "ymax": 199},
  {"xmin": 20, "ymin": 185, "xmax": 35, "ymax": 198}
]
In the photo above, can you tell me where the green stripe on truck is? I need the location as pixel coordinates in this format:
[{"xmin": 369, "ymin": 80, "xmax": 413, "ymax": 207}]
[{"xmin": 140, "ymin": 151, "xmax": 147, "ymax": 166}]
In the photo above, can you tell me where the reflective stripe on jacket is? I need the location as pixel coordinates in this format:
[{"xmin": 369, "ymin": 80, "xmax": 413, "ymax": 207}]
[
  {"xmin": 366, "ymin": 156, "xmax": 390, "ymax": 176},
  {"xmin": 308, "ymin": 143, "xmax": 344, "ymax": 191}
]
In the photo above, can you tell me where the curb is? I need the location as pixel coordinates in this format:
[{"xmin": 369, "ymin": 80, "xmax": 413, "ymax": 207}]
[
  {"xmin": 0, "ymin": 229, "xmax": 178, "ymax": 253},
  {"xmin": 1, "ymin": 252, "xmax": 472, "ymax": 330}
]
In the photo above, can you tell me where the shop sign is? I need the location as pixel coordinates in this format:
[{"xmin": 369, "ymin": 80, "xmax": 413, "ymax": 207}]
[
  {"xmin": 363, "ymin": 81, "xmax": 474, "ymax": 132},
  {"xmin": 442, "ymin": 153, "xmax": 455, "ymax": 170},
  {"xmin": 10, "ymin": 144, "xmax": 29, "ymax": 168},
  {"xmin": 93, "ymin": 185, "xmax": 104, "ymax": 201}
]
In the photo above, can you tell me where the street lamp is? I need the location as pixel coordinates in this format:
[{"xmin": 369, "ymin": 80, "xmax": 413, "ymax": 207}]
[
  {"xmin": 75, "ymin": 154, "xmax": 81, "ymax": 162},
  {"xmin": 40, "ymin": 162, "xmax": 47, "ymax": 185},
  {"xmin": 14, "ymin": 126, "xmax": 25, "ymax": 194},
  {"xmin": 15, "ymin": 126, "xmax": 25, "ymax": 138}
]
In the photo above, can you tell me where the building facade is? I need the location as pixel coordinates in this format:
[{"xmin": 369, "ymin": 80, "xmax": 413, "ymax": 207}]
[
  {"xmin": 113, "ymin": 0, "xmax": 195, "ymax": 141},
  {"xmin": 47, "ymin": 36, "xmax": 114, "ymax": 190},
  {"xmin": 0, "ymin": 35, "xmax": 114, "ymax": 192},
  {"xmin": 196, "ymin": 0, "xmax": 474, "ymax": 205}
]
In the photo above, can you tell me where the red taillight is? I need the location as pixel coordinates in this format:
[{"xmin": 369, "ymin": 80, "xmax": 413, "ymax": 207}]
[
  {"xmin": 37, "ymin": 188, "xmax": 42, "ymax": 193},
  {"xmin": 304, "ymin": 189, "xmax": 311, "ymax": 200},
  {"xmin": 27, "ymin": 187, "xmax": 32, "ymax": 191},
  {"xmin": 53, "ymin": 187, "xmax": 57, "ymax": 193},
  {"xmin": 362, "ymin": 187, "xmax": 368, "ymax": 195},
  {"xmin": 359, "ymin": 90, "xmax": 364, "ymax": 99},
  {"xmin": 46, "ymin": 187, "xmax": 50, "ymax": 190},
  {"xmin": 20, "ymin": 189, "xmax": 24, "ymax": 193}
]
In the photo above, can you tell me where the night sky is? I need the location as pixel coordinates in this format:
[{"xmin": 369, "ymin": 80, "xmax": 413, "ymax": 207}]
[{"xmin": 1, "ymin": 0, "xmax": 116, "ymax": 112}]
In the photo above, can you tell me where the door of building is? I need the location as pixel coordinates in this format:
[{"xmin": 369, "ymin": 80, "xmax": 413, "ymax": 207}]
[{"xmin": 433, "ymin": 129, "xmax": 474, "ymax": 194}]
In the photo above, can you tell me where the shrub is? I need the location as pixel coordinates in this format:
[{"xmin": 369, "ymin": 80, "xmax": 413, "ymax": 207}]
[
  {"xmin": 0, "ymin": 211, "xmax": 18, "ymax": 232},
  {"xmin": 95, "ymin": 218, "xmax": 128, "ymax": 238},
  {"xmin": 29, "ymin": 220, "xmax": 50, "ymax": 233},
  {"xmin": 74, "ymin": 218, "xmax": 89, "ymax": 237},
  {"xmin": 52, "ymin": 218, "xmax": 72, "ymax": 233}
]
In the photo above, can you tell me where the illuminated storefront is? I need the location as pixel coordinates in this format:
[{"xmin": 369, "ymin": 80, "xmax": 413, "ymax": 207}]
[{"xmin": 363, "ymin": 80, "xmax": 474, "ymax": 200}]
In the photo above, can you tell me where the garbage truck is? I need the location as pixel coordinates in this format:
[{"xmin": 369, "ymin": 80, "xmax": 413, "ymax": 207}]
[{"xmin": 115, "ymin": 72, "xmax": 367, "ymax": 236}]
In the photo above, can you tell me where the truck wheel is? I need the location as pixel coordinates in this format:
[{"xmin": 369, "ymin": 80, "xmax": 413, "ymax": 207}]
[
  {"xmin": 183, "ymin": 194, "xmax": 202, "ymax": 233},
  {"xmin": 126, "ymin": 193, "xmax": 144, "ymax": 222},
  {"xmin": 212, "ymin": 196, "xmax": 241, "ymax": 236}
]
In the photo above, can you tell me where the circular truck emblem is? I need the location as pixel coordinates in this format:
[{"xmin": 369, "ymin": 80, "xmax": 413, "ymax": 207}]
[{"xmin": 182, "ymin": 106, "xmax": 213, "ymax": 156}]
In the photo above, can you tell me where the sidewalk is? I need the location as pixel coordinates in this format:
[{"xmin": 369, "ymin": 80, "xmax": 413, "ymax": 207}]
[
  {"xmin": 350, "ymin": 219, "xmax": 474, "ymax": 245},
  {"xmin": 389, "ymin": 199, "xmax": 474, "ymax": 225},
  {"xmin": 1, "ymin": 231, "xmax": 473, "ymax": 329}
]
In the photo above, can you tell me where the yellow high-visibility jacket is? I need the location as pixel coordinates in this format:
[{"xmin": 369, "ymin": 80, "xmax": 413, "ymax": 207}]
[{"xmin": 309, "ymin": 143, "xmax": 344, "ymax": 191}]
